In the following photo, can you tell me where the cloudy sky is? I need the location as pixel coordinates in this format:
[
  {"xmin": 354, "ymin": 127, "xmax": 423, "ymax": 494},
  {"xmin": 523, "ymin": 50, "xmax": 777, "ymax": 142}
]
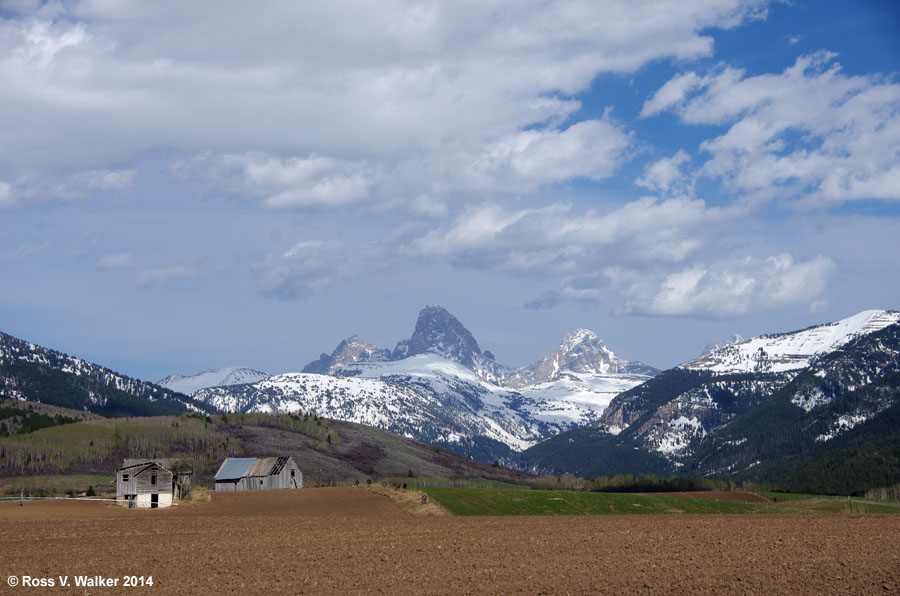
[{"xmin": 2, "ymin": 0, "xmax": 899, "ymax": 381}]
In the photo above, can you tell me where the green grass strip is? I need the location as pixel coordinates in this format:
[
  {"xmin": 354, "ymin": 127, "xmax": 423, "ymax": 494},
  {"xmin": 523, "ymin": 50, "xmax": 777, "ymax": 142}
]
[{"xmin": 422, "ymin": 487, "xmax": 777, "ymax": 516}]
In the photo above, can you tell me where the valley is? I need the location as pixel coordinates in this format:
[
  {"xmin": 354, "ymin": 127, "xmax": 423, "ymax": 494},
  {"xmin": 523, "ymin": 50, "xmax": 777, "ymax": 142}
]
[{"xmin": 3, "ymin": 305, "xmax": 900, "ymax": 497}]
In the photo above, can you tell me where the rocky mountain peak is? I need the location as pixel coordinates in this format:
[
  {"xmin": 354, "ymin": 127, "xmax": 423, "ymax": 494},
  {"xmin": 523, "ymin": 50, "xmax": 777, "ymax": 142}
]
[
  {"xmin": 700, "ymin": 333, "xmax": 745, "ymax": 357},
  {"xmin": 397, "ymin": 305, "xmax": 483, "ymax": 368},
  {"xmin": 302, "ymin": 335, "xmax": 390, "ymax": 375},
  {"xmin": 504, "ymin": 329, "xmax": 658, "ymax": 388}
]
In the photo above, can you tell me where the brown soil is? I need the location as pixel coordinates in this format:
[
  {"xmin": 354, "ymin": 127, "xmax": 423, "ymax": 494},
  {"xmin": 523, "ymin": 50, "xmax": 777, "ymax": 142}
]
[{"xmin": 1, "ymin": 488, "xmax": 899, "ymax": 595}]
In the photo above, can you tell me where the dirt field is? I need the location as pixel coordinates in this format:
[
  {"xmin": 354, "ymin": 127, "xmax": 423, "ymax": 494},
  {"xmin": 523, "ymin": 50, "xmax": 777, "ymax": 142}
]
[{"xmin": 1, "ymin": 488, "xmax": 899, "ymax": 595}]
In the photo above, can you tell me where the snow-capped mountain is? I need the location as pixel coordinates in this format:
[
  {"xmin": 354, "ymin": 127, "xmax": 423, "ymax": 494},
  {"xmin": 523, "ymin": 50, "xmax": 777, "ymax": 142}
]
[
  {"xmin": 0, "ymin": 331, "xmax": 209, "ymax": 415},
  {"xmin": 198, "ymin": 356, "xmax": 553, "ymax": 455},
  {"xmin": 505, "ymin": 329, "xmax": 658, "ymax": 388},
  {"xmin": 700, "ymin": 334, "xmax": 744, "ymax": 358},
  {"xmin": 396, "ymin": 304, "xmax": 484, "ymax": 366},
  {"xmin": 190, "ymin": 305, "xmax": 656, "ymax": 460},
  {"xmin": 158, "ymin": 366, "xmax": 271, "ymax": 395},
  {"xmin": 682, "ymin": 310, "xmax": 900, "ymax": 374},
  {"xmin": 602, "ymin": 309, "xmax": 900, "ymax": 458},
  {"xmin": 302, "ymin": 336, "xmax": 390, "ymax": 375},
  {"xmin": 526, "ymin": 309, "xmax": 900, "ymax": 483}
]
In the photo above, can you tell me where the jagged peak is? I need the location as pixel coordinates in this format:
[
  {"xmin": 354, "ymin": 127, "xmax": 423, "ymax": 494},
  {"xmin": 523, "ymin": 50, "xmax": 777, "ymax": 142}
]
[
  {"xmin": 560, "ymin": 329, "xmax": 607, "ymax": 347},
  {"xmin": 700, "ymin": 333, "xmax": 745, "ymax": 357},
  {"xmin": 402, "ymin": 304, "xmax": 482, "ymax": 368}
]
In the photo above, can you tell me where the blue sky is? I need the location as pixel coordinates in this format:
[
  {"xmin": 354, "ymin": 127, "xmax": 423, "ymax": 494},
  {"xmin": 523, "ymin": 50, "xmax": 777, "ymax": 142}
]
[{"xmin": 1, "ymin": 0, "xmax": 898, "ymax": 381}]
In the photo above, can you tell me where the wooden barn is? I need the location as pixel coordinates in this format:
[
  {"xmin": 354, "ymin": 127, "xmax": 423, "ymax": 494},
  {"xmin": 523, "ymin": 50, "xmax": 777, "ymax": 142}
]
[
  {"xmin": 116, "ymin": 458, "xmax": 192, "ymax": 508},
  {"xmin": 214, "ymin": 456, "xmax": 302, "ymax": 492}
]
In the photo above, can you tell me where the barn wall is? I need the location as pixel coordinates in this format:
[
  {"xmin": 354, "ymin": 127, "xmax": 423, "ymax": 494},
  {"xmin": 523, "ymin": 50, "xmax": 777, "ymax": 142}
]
[
  {"xmin": 116, "ymin": 463, "xmax": 176, "ymax": 498},
  {"xmin": 133, "ymin": 466, "xmax": 173, "ymax": 495},
  {"xmin": 213, "ymin": 457, "xmax": 303, "ymax": 492}
]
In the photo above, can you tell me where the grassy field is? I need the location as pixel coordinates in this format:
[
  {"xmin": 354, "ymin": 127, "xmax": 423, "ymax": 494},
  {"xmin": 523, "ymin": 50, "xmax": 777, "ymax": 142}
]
[
  {"xmin": 757, "ymin": 490, "xmax": 900, "ymax": 513},
  {"xmin": 0, "ymin": 473, "xmax": 113, "ymax": 496},
  {"xmin": 422, "ymin": 487, "xmax": 900, "ymax": 516},
  {"xmin": 422, "ymin": 487, "xmax": 769, "ymax": 515}
]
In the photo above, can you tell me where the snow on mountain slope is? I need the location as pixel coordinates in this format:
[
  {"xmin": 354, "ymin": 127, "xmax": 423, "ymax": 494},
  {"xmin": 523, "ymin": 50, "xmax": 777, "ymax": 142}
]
[
  {"xmin": 519, "ymin": 373, "xmax": 652, "ymax": 427},
  {"xmin": 190, "ymin": 306, "xmax": 661, "ymax": 457},
  {"xmin": 158, "ymin": 366, "xmax": 271, "ymax": 395},
  {"xmin": 191, "ymin": 352, "xmax": 653, "ymax": 454},
  {"xmin": 193, "ymin": 366, "xmax": 547, "ymax": 452},
  {"xmin": 1, "ymin": 331, "xmax": 206, "ymax": 415},
  {"xmin": 302, "ymin": 336, "xmax": 390, "ymax": 375},
  {"xmin": 505, "ymin": 329, "xmax": 657, "ymax": 388},
  {"xmin": 681, "ymin": 310, "xmax": 900, "ymax": 374}
]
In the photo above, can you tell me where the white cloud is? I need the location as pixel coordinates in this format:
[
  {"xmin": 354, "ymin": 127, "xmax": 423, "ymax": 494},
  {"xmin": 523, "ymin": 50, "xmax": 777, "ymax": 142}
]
[
  {"xmin": 462, "ymin": 118, "xmax": 633, "ymax": 192},
  {"xmin": 0, "ymin": 180, "xmax": 13, "ymax": 207},
  {"xmin": 414, "ymin": 195, "xmax": 728, "ymax": 259},
  {"xmin": 254, "ymin": 239, "xmax": 394, "ymax": 299},
  {"xmin": 97, "ymin": 252, "xmax": 135, "ymax": 269},
  {"xmin": 641, "ymin": 72, "xmax": 703, "ymax": 117},
  {"xmin": 636, "ymin": 150, "xmax": 691, "ymax": 193},
  {"xmin": 411, "ymin": 195, "xmax": 732, "ymax": 288},
  {"xmin": 646, "ymin": 52, "xmax": 900, "ymax": 204},
  {"xmin": 0, "ymin": 1, "xmax": 770, "ymax": 206},
  {"xmin": 0, "ymin": 168, "xmax": 136, "ymax": 208},
  {"xmin": 620, "ymin": 253, "xmax": 836, "ymax": 318},
  {"xmin": 172, "ymin": 152, "xmax": 374, "ymax": 209}
]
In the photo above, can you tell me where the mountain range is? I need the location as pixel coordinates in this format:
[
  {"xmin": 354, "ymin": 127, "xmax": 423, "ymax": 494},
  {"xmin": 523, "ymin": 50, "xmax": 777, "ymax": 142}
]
[
  {"xmin": 0, "ymin": 331, "xmax": 208, "ymax": 416},
  {"xmin": 4, "ymin": 304, "xmax": 898, "ymax": 493},
  {"xmin": 181, "ymin": 305, "xmax": 658, "ymax": 461},
  {"xmin": 524, "ymin": 309, "xmax": 900, "ymax": 493}
]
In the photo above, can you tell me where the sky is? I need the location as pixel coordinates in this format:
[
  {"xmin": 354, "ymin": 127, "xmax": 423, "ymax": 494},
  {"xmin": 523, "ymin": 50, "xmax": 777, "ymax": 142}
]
[{"xmin": 1, "ymin": 0, "xmax": 899, "ymax": 381}]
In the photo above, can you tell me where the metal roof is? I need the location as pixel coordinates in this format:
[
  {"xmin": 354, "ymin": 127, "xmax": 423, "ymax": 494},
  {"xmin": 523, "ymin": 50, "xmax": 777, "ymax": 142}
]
[
  {"xmin": 215, "ymin": 458, "xmax": 258, "ymax": 480},
  {"xmin": 214, "ymin": 456, "xmax": 294, "ymax": 480}
]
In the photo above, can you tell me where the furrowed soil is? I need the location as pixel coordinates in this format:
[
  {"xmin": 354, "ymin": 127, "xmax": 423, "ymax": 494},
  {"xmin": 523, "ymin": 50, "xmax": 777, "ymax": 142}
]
[{"xmin": 2, "ymin": 488, "xmax": 899, "ymax": 595}]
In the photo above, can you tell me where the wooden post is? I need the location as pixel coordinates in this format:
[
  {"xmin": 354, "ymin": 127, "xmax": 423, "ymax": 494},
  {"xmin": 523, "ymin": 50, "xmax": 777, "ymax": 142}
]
[{"xmin": 19, "ymin": 488, "xmax": 23, "ymax": 506}]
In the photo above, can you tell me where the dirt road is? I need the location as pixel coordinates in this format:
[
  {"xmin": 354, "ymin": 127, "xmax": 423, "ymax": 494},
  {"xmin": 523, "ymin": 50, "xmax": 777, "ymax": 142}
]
[{"xmin": 1, "ymin": 488, "xmax": 898, "ymax": 594}]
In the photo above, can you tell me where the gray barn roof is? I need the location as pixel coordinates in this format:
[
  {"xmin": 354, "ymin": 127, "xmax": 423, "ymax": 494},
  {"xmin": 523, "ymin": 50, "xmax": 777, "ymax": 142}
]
[
  {"xmin": 117, "ymin": 458, "xmax": 192, "ymax": 474},
  {"xmin": 214, "ymin": 456, "xmax": 293, "ymax": 481},
  {"xmin": 215, "ymin": 458, "xmax": 257, "ymax": 481}
]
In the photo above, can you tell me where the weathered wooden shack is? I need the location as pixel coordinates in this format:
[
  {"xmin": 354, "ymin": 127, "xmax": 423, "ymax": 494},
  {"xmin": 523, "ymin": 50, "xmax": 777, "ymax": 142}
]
[
  {"xmin": 214, "ymin": 456, "xmax": 302, "ymax": 492},
  {"xmin": 116, "ymin": 458, "xmax": 192, "ymax": 508}
]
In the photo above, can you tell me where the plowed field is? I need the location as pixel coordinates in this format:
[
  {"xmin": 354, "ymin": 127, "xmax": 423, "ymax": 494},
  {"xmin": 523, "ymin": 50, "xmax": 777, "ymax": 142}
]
[{"xmin": 1, "ymin": 488, "xmax": 899, "ymax": 595}]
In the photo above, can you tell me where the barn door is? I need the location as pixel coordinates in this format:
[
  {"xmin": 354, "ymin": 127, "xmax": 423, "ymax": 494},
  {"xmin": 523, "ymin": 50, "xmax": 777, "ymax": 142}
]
[{"xmin": 151, "ymin": 494, "xmax": 158, "ymax": 509}]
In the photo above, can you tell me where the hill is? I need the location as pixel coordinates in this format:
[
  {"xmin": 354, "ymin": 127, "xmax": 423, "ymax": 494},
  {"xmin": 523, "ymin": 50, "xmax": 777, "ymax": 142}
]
[
  {"xmin": 523, "ymin": 313, "xmax": 900, "ymax": 494},
  {"xmin": 0, "ymin": 331, "xmax": 210, "ymax": 417},
  {"xmin": 0, "ymin": 409, "xmax": 532, "ymax": 494}
]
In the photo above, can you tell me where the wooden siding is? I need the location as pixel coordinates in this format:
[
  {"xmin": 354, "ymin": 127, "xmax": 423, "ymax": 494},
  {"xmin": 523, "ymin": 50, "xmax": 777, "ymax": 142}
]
[
  {"xmin": 214, "ymin": 456, "xmax": 303, "ymax": 492},
  {"xmin": 116, "ymin": 463, "xmax": 173, "ymax": 497}
]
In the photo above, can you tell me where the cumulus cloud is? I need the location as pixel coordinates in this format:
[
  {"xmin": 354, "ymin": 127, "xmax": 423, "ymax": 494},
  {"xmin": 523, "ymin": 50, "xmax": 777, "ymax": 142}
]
[
  {"xmin": 0, "ymin": 168, "xmax": 136, "ymax": 208},
  {"xmin": 174, "ymin": 153, "xmax": 374, "ymax": 209},
  {"xmin": 645, "ymin": 52, "xmax": 900, "ymax": 205},
  {"xmin": 636, "ymin": 150, "xmax": 692, "ymax": 193},
  {"xmin": 97, "ymin": 252, "xmax": 135, "ymax": 269},
  {"xmin": 0, "ymin": 1, "xmax": 770, "ymax": 206},
  {"xmin": 461, "ymin": 118, "xmax": 633, "ymax": 192},
  {"xmin": 413, "ymin": 196, "xmax": 727, "ymax": 264},
  {"xmin": 641, "ymin": 72, "xmax": 704, "ymax": 117},
  {"xmin": 619, "ymin": 253, "xmax": 836, "ymax": 318}
]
